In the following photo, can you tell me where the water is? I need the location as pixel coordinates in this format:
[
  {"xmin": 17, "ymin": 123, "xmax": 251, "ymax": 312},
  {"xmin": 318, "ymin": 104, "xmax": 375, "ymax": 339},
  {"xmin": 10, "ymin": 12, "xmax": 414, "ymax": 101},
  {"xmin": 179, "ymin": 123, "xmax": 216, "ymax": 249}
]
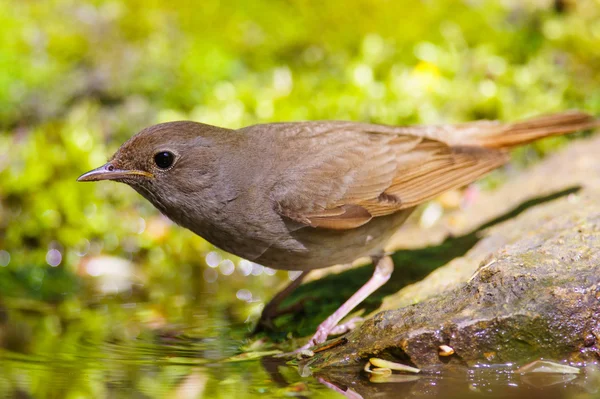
[
  {"xmin": 1, "ymin": 291, "xmax": 599, "ymax": 399},
  {"xmin": 0, "ymin": 293, "xmax": 333, "ymax": 398}
]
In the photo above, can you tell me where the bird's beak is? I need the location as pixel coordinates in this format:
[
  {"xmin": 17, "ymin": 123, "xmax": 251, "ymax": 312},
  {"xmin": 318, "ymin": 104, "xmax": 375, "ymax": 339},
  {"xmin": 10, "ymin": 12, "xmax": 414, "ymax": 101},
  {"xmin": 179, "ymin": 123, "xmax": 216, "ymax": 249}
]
[{"xmin": 77, "ymin": 162, "xmax": 154, "ymax": 182}]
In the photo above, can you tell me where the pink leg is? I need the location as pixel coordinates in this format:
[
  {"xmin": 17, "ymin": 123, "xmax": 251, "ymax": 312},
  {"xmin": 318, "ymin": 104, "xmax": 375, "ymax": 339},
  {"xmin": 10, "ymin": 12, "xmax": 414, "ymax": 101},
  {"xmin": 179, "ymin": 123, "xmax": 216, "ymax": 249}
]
[
  {"xmin": 299, "ymin": 255, "xmax": 394, "ymax": 351},
  {"xmin": 329, "ymin": 316, "xmax": 364, "ymax": 335}
]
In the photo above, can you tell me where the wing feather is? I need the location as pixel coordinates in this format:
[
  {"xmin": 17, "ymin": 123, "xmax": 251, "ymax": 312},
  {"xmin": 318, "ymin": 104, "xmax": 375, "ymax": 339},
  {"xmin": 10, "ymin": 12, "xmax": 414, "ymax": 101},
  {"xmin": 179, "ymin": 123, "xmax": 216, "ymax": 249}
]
[{"xmin": 268, "ymin": 122, "xmax": 508, "ymax": 229}]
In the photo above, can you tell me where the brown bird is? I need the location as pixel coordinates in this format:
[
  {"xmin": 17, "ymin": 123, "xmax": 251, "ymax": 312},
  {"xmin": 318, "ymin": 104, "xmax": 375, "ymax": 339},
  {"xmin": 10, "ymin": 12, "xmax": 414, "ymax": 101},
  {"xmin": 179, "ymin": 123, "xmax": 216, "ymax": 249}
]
[{"xmin": 78, "ymin": 111, "xmax": 598, "ymax": 351}]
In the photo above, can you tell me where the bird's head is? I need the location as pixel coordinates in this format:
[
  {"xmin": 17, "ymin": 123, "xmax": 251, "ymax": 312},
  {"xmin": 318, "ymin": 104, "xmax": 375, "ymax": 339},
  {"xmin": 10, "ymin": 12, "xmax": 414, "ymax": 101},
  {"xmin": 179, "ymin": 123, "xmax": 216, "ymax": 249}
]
[{"xmin": 78, "ymin": 121, "xmax": 230, "ymax": 214}]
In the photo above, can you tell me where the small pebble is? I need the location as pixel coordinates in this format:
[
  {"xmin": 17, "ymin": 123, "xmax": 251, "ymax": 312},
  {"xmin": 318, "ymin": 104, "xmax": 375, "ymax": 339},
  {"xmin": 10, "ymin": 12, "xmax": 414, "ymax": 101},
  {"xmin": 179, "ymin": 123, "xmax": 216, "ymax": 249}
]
[{"xmin": 438, "ymin": 345, "xmax": 455, "ymax": 356}]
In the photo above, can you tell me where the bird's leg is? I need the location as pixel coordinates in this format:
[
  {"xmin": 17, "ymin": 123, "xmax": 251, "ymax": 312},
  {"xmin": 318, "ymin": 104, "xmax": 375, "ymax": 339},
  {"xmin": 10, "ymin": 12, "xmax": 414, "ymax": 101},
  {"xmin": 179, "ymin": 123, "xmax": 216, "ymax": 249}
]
[
  {"xmin": 254, "ymin": 270, "xmax": 310, "ymax": 332},
  {"xmin": 298, "ymin": 255, "xmax": 394, "ymax": 351}
]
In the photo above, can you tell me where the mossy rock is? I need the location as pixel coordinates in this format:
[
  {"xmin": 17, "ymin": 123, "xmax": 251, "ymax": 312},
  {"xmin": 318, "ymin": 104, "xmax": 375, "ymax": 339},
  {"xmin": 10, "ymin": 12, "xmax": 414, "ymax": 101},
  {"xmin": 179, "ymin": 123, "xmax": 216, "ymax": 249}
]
[{"xmin": 307, "ymin": 190, "xmax": 600, "ymax": 370}]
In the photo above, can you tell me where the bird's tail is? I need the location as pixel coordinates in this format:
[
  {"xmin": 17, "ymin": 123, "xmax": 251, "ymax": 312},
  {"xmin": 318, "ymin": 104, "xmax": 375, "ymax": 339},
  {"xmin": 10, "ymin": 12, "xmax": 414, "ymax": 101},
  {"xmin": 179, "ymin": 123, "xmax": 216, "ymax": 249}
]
[{"xmin": 474, "ymin": 111, "xmax": 599, "ymax": 149}]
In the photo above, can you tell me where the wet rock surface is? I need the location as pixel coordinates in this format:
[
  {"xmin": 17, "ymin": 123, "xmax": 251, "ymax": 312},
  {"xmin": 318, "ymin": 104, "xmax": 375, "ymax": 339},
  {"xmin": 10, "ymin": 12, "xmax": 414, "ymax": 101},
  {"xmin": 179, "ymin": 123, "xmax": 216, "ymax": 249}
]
[{"xmin": 305, "ymin": 137, "xmax": 600, "ymax": 370}]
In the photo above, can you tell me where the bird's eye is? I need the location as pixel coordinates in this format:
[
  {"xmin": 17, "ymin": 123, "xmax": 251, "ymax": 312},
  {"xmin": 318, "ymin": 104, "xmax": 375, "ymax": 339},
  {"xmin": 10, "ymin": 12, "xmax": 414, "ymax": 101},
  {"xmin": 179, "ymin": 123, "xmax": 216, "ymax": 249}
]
[{"xmin": 154, "ymin": 151, "xmax": 175, "ymax": 169}]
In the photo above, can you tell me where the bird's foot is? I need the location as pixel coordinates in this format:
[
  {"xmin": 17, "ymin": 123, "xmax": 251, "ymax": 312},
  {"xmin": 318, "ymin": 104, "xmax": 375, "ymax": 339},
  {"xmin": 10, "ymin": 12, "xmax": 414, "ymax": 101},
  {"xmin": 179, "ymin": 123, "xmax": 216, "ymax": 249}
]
[
  {"xmin": 284, "ymin": 315, "xmax": 349, "ymax": 358},
  {"xmin": 302, "ymin": 323, "xmax": 331, "ymax": 350},
  {"xmin": 274, "ymin": 321, "xmax": 333, "ymax": 358},
  {"xmin": 328, "ymin": 316, "xmax": 364, "ymax": 336},
  {"xmin": 291, "ymin": 317, "xmax": 363, "ymax": 356}
]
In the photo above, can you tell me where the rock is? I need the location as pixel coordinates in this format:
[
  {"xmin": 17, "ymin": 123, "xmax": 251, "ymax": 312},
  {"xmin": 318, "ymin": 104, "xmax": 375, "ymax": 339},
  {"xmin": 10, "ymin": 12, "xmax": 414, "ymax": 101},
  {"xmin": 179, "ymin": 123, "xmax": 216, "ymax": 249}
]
[
  {"xmin": 373, "ymin": 135, "xmax": 600, "ymax": 313},
  {"xmin": 307, "ymin": 189, "xmax": 600, "ymax": 370}
]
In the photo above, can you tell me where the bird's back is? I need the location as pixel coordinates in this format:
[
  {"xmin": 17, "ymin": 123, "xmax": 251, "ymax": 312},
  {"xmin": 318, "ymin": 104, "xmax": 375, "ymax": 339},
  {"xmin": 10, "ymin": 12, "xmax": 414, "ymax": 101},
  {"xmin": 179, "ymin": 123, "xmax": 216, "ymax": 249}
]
[{"xmin": 227, "ymin": 113, "xmax": 597, "ymax": 269}]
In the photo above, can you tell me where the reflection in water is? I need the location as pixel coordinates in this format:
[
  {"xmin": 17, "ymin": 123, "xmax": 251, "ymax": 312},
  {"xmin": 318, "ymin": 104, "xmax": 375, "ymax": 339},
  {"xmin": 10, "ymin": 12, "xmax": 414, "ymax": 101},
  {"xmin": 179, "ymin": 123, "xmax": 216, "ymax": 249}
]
[
  {"xmin": 1, "ymin": 293, "xmax": 600, "ymax": 399},
  {"xmin": 0, "ymin": 296, "xmax": 338, "ymax": 398},
  {"xmin": 315, "ymin": 363, "xmax": 600, "ymax": 399},
  {"xmin": 1, "ymin": 285, "xmax": 599, "ymax": 398}
]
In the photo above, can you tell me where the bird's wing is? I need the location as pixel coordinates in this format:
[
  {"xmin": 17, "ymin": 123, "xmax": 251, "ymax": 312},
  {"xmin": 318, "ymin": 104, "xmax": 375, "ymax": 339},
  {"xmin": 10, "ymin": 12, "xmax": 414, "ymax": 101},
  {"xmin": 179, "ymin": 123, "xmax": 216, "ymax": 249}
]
[{"xmin": 270, "ymin": 122, "xmax": 508, "ymax": 230}]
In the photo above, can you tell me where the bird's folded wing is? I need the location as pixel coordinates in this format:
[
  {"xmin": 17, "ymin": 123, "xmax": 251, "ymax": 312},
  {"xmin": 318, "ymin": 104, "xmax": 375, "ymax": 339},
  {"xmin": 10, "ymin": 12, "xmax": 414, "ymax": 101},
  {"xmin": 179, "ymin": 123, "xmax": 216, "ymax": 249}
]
[{"xmin": 273, "ymin": 125, "xmax": 508, "ymax": 230}]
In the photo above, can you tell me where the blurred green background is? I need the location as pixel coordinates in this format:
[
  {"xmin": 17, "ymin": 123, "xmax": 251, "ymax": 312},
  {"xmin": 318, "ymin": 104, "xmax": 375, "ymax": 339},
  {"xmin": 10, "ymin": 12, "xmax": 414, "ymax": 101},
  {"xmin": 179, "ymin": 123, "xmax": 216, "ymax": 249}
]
[{"xmin": 1, "ymin": 0, "xmax": 600, "ymax": 397}]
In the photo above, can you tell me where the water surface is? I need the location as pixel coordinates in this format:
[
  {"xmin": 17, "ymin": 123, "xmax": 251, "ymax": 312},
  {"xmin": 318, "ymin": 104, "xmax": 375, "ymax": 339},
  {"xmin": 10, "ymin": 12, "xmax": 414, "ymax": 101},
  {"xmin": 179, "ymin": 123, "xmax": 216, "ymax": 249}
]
[{"xmin": 1, "ymin": 289, "xmax": 598, "ymax": 399}]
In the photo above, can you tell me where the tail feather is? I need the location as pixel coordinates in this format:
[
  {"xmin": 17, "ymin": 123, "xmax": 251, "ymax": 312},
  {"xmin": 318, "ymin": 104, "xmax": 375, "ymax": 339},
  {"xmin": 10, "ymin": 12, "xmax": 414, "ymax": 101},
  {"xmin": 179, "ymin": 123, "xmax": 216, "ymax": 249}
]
[{"xmin": 476, "ymin": 111, "xmax": 600, "ymax": 149}]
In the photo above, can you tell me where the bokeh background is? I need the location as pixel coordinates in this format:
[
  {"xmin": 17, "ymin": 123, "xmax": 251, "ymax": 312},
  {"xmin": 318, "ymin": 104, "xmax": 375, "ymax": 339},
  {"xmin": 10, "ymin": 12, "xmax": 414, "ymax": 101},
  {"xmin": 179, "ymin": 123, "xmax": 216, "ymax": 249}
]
[{"xmin": 1, "ymin": 0, "xmax": 600, "ymax": 397}]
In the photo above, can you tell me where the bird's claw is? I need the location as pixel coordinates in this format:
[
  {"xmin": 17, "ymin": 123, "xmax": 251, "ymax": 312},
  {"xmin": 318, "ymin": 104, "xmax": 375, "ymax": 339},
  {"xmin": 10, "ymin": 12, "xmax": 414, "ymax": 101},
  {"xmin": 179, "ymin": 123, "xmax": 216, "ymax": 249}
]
[{"xmin": 329, "ymin": 317, "xmax": 364, "ymax": 335}]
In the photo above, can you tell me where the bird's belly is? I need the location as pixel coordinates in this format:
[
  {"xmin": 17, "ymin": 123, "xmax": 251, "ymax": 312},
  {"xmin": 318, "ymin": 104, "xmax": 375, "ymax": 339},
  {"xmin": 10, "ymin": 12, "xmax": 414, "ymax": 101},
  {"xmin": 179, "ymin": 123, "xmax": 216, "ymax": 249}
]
[{"xmin": 253, "ymin": 208, "xmax": 415, "ymax": 271}]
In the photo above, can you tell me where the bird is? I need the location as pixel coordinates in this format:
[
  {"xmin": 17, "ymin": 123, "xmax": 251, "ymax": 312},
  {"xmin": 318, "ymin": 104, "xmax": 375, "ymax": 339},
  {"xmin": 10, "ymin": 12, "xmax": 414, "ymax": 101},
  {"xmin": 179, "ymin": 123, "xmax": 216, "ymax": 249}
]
[{"xmin": 78, "ymin": 111, "xmax": 598, "ymax": 352}]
